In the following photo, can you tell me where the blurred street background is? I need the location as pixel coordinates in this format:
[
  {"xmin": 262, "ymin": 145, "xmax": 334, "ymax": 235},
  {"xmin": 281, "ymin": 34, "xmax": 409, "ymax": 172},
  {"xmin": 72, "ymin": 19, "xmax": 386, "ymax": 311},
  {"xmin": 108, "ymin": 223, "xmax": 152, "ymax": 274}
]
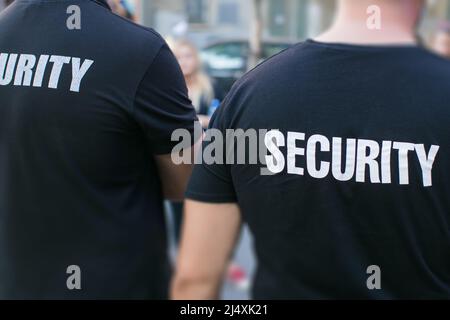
[
  {"xmin": 110, "ymin": 0, "xmax": 450, "ymax": 95},
  {"xmin": 3, "ymin": 0, "xmax": 446, "ymax": 95}
]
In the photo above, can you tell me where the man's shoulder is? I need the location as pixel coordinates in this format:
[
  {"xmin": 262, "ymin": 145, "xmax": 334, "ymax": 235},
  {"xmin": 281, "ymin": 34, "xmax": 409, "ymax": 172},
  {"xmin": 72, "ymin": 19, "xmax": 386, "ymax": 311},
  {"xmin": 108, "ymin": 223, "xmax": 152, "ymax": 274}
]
[
  {"xmin": 240, "ymin": 42, "xmax": 304, "ymax": 83},
  {"xmin": 213, "ymin": 44, "xmax": 306, "ymax": 126},
  {"xmin": 107, "ymin": 13, "xmax": 163, "ymax": 43},
  {"xmin": 79, "ymin": 1, "xmax": 165, "ymax": 56},
  {"xmin": 96, "ymin": 11, "xmax": 164, "ymax": 48},
  {"xmin": 226, "ymin": 42, "xmax": 308, "ymax": 98},
  {"xmin": 418, "ymin": 49, "xmax": 450, "ymax": 78}
]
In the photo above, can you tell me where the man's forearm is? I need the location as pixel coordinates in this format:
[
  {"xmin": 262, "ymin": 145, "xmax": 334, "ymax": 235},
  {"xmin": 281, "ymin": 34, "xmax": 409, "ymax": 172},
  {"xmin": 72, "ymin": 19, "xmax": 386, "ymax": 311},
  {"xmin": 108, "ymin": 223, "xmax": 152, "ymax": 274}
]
[{"xmin": 172, "ymin": 274, "xmax": 222, "ymax": 300}]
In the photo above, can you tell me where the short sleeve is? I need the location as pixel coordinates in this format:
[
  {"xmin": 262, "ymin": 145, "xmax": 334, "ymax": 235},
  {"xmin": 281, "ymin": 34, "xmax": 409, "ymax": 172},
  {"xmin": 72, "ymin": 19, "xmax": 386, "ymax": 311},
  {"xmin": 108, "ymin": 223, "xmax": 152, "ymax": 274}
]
[
  {"xmin": 133, "ymin": 44, "xmax": 198, "ymax": 155},
  {"xmin": 185, "ymin": 99, "xmax": 237, "ymax": 203}
]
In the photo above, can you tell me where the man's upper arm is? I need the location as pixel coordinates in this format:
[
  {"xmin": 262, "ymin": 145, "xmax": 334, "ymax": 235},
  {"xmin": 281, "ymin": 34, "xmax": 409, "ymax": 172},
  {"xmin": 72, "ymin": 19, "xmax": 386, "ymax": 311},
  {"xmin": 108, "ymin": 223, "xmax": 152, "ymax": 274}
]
[
  {"xmin": 172, "ymin": 200, "xmax": 241, "ymax": 300},
  {"xmin": 133, "ymin": 43, "xmax": 198, "ymax": 155},
  {"xmin": 132, "ymin": 43, "xmax": 199, "ymax": 199},
  {"xmin": 185, "ymin": 100, "xmax": 238, "ymax": 203}
]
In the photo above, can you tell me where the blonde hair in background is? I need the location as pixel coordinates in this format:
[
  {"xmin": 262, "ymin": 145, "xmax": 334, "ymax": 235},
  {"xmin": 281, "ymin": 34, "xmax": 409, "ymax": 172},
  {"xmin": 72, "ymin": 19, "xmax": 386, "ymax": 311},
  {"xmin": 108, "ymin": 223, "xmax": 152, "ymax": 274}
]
[{"xmin": 170, "ymin": 39, "xmax": 214, "ymax": 112}]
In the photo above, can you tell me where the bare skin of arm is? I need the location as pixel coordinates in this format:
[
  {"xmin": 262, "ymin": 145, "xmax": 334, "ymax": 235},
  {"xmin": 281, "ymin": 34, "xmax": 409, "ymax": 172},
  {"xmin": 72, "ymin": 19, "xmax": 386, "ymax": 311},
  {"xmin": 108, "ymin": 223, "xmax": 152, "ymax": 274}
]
[
  {"xmin": 171, "ymin": 200, "xmax": 241, "ymax": 300},
  {"xmin": 154, "ymin": 139, "xmax": 202, "ymax": 201}
]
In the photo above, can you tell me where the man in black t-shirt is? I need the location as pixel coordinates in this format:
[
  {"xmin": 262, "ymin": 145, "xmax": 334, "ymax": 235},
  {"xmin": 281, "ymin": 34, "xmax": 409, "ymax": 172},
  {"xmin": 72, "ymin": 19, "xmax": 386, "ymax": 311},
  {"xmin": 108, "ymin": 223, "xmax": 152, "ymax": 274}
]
[
  {"xmin": 0, "ymin": 0, "xmax": 198, "ymax": 299},
  {"xmin": 173, "ymin": 0, "xmax": 450, "ymax": 299}
]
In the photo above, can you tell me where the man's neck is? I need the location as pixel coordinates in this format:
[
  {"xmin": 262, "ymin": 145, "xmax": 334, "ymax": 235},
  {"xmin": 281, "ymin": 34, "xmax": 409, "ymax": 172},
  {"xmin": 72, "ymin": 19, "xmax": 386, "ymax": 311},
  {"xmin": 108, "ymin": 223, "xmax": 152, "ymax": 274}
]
[
  {"xmin": 315, "ymin": 1, "xmax": 421, "ymax": 45},
  {"xmin": 315, "ymin": 24, "xmax": 418, "ymax": 46}
]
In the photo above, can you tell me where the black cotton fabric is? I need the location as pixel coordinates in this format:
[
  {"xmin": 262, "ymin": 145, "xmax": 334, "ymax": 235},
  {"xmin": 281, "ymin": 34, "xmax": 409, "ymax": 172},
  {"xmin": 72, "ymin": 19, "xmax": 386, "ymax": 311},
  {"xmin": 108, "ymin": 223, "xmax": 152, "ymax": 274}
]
[
  {"xmin": 0, "ymin": 0, "xmax": 197, "ymax": 299},
  {"xmin": 186, "ymin": 40, "xmax": 450, "ymax": 299}
]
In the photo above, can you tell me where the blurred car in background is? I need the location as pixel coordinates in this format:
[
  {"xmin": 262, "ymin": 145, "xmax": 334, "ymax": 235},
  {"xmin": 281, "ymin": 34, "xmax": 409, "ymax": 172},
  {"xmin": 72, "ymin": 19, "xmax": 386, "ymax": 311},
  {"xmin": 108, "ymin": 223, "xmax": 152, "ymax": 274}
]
[{"xmin": 201, "ymin": 40, "xmax": 292, "ymax": 95}]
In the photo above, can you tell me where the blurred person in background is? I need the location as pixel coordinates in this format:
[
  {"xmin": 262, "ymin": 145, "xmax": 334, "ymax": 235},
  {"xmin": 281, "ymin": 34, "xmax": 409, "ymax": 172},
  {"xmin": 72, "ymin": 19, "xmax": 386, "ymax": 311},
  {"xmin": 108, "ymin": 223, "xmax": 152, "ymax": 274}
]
[
  {"xmin": 433, "ymin": 21, "xmax": 450, "ymax": 59},
  {"xmin": 169, "ymin": 40, "xmax": 218, "ymax": 244},
  {"xmin": 172, "ymin": 39, "xmax": 221, "ymax": 130},
  {"xmin": 173, "ymin": 0, "xmax": 450, "ymax": 299}
]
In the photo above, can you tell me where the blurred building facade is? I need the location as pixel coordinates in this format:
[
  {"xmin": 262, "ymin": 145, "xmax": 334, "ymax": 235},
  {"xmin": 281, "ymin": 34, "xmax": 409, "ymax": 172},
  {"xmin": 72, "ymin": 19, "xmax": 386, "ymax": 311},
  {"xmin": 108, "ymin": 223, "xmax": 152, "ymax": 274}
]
[
  {"xmin": 135, "ymin": 0, "xmax": 336, "ymax": 46},
  {"xmin": 1, "ymin": 0, "xmax": 449, "ymax": 46},
  {"xmin": 133, "ymin": 0, "xmax": 450, "ymax": 47},
  {"xmin": 424, "ymin": 0, "xmax": 450, "ymax": 39}
]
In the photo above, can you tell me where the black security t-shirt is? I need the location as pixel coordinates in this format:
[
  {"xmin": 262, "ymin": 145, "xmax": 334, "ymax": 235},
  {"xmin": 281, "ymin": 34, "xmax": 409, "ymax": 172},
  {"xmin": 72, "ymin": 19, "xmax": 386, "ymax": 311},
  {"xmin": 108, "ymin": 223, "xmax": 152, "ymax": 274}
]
[
  {"xmin": 186, "ymin": 40, "xmax": 450, "ymax": 299},
  {"xmin": 0, "ymin": 0, "xmax": 197, "ymax": 299}
]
